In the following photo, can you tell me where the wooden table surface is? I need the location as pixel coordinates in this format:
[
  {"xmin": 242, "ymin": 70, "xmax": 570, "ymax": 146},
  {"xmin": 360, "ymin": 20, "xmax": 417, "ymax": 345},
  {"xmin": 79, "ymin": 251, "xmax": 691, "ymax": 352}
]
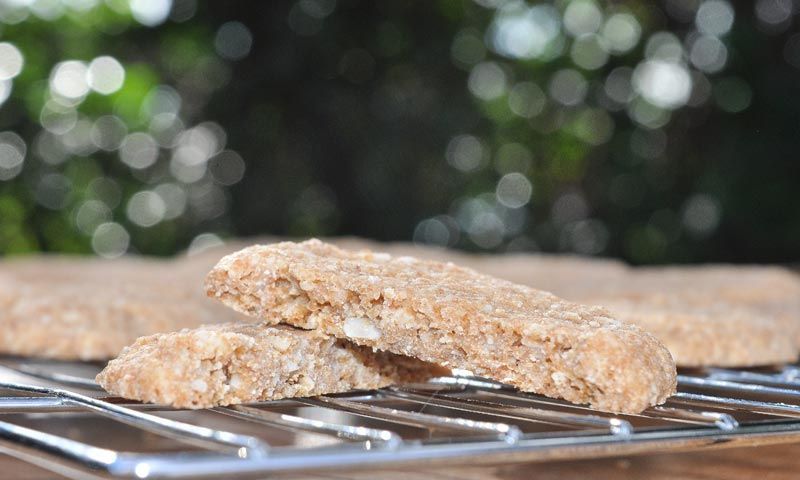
[{"xmin": 5, "ymin": 442, "xmax": 800, "ymax": 479}]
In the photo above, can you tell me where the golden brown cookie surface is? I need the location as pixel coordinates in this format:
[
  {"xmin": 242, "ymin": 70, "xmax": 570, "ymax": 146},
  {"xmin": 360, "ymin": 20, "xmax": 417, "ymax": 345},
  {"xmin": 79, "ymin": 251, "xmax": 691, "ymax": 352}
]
[
  {"xmin": 96, "ymin": 323, "xmax": 447, "ymax": 409},
  {"xmin": 333, "ymin": 242, "xmax": 800, "ymax": 368},
  {"xmin": 0, "ymin": 255, "xmax": 244, "ymax": 360},
  {"xmin": 206, "ymin": 239, "xmax": 677, "ymax": 414}
]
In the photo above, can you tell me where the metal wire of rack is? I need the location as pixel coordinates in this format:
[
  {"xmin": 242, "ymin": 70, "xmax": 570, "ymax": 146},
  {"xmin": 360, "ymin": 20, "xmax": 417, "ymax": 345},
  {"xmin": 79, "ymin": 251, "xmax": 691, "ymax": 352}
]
[{"xmin": 1, "ymin": 358, "xmax": 800, "ymax": 479}]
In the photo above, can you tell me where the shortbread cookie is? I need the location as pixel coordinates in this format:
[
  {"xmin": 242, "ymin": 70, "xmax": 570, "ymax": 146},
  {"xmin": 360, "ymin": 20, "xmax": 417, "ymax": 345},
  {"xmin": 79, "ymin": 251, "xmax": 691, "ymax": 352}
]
[
  {"xmin": 564, "ymin": 266, "xmax": 800, "ymax": 367},
  {"xmin": 594, "ymin": 298, "xmax": 796, "ymax": 367},
  {"xmin": 635, "ymin": 265, "xmax": 800, "ymax": 306},
  {"xmin": 96, "ymin": 323, "xmax": 448, "ymax": 409},
  {"xmin": 0, "ymin": 256, "xmax": 245, "ymax": 360},
  {"xmin": 365, "ymin": 245, "xmax": 798, "ymax": 367},
  {"xmin": 205, "ymin": 240, "xmax": 677, "ymax": 414},
  {"xmin": 635, "ymin": 267, "xmax": 800, "ymax": 341},
  {"xmin": 575, "ymin": 265, "xmax": 800, "ymax": 315}
]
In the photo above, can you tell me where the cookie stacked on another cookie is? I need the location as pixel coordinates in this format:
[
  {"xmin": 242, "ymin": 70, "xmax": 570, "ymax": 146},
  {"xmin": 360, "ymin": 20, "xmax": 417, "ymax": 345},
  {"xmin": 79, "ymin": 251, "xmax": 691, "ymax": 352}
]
[
  {"xmin": 97, "ymin": 239, "xmax": 677, "ymax": 413},
  {"xmin": 199, "ymin": 239, "xmax": 677, "ymax": 413}
]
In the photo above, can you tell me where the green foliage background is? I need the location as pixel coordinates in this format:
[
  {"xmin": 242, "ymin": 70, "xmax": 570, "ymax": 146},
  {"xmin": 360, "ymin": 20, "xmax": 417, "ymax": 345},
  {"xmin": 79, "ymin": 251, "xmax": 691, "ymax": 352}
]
[{"xmin": 0, "ymin": 0, "xmax": 798, "ymax": 264}]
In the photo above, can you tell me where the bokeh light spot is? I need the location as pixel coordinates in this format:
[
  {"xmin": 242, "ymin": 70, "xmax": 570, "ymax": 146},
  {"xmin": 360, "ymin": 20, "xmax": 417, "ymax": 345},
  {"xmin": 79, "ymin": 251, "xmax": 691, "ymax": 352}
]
[
  {"xmin": 755, "ymin": 0, "xmax": 793, "ymax": 30},
  {"xmin": 563, "ymin": 0, "xmax": 603, "ymax": 37},
  {"xmin": 682, "ymin": 193, "xmax": 721, "ymax": 237},
  {"xmin": 690, "ymin": 35, "xmax": 728, "ymax": 73},
  {"xmin": 149, "ymin": 113, "xmax": 184, "ymax": 147},
  {"xmin": 469, "ymin": 211, "xmax": 505, "ymax": 248},
  {"xmin": 120, "ymin": 132, "xmax": 159, "ymax": 169},
  {"xmin": 413, "ymin": 216, "xmax": 458, "ymax": 247},
  {"xmin": 0, "ymin": 131, "xmax": 25, "ymax": 181},
  {"xmin": 154, "ymin": 182, "xmax": 187, "ymax": 219},
  {"xmin": 496, "ymin": 172, "xmax": 532, "ymax": 208},
  {"xmin": 91, "ymin": 222, "xmax": 130, "ymax": 258},
  {"xmin": 695, "ymin": 0, "xmax": 735, "ymax": 36},
  {"xmin": 0, "ymin": 42, "xmax": 24, "ymax": 80},
  {"xmin": 627, "ymin": 97, "xmax": 672, "ymax": 129},
  {"xmin": 548, "ymin": 69, "xmax": 588, "ymax": 106},
  {"xmin": 562, "ymin": 219, "xmax": 609, "ymax": 254},
  {"xmin": 88, "ymin": 176, "xmax": 122, "ymax": 209},
  {"xmin": 87, "ymin": 56, "xmax": 125, "ymax": 94},
  {"xmin": 130, "ymin": 0, "xmax": 173, "ymax": 27},
  {"xmin": 90, "ymin": 115, "xmax": 128, "ymax": 151},
  {"xmin": 187, "ymin": 182, "xmax": 227, "ymax": 220},
  {"xmin": 187, "ymin": 232, "xmax": 224, "ymax": 255},
  {"xmin": 604, "ymin": 66, "xmax": 634, "ymax": 104},
  {"xmin": 31, "ymin": 0, "xmax": 66, "ymax": 21},
  {"xmin": 468, "ymin": 61, "xmax": 507, "ymax": 100},
  {"xmin": 208, "ymin": 150, "xmax": 246, "ymax": 186},
  {"xmin": 0, "ymin": 79, "xmax": 12, "ymax": 106},
  {"xmin": 126, "ymin": 190, "xmax": 167, "ymax": 227},
  {"xmin": 446, "ymin": 134, "xmax": 487, "ymax": 172},
  {"xmin": 570, "ymin": 33, "xmax": 609, "ymax": 70},
  {"xmin": 508, "ymin": 81, "xmax": 546, "ymax": 118},
  {"xmin": 75, "ymin": 200, "xmax": 111, "ymax": 235},
  {"xmin": 214, "ymin": 21, "xmax": 253, "ymax": 61},
  {"xmin": 451, "ymin": 28, "xmax": 486, "ymax": 67},
  {"xmin": 645, "ymin": 32, "xmax": 684, "ymax": 62},
  {"xmin": 40, "ymin": 101, "xmax": 77, "ymax": 134},
  {"xmin": 49, "ymin": 60, "xmax": 89, "ymax": 100},
  {"xmin": 601, "ymin": 13, "xmax": 641, "ymax": 54},
  {"xmin": 34, "ymin": 131, "xmax": 67, "ymax": 165},
  {"xmin": 143, "ymin": 85, "xmax": 182, "ymax": 118},
  {"xmin": 571, "ymin": 108, "xmax": 615, "ymax": 145},
  {"xmin": 170, "ymin": 0, "xmax": 196, "ymax": 22},
  {"xmin": 490, "ymin": 3, "xmax": 561, "ymax": 60},
  {"xmin": 35, "ymin": 172, "xmax": 72, "ymax": 210},
  {"xmin": 61, "ymin": 118, "xmax": 96, "ymax": 155},
  {"xmin": 551, "ymin": 190, "xmax": 589, "ymax": 225},
  {"xmin": 633, "ymin": 60, "xmax": 692, "ymax": 109}
]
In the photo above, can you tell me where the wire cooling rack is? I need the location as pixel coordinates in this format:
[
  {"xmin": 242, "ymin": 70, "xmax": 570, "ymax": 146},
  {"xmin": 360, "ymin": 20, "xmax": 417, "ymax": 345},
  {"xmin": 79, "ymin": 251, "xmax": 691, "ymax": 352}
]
[{"xmin": 2, "ymin": 358, "xmax": 800, "ymax": 479}]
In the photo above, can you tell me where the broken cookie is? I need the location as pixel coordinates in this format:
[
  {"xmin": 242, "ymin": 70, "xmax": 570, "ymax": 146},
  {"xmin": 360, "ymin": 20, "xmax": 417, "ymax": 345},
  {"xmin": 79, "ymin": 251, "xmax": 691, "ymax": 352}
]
[
  {"xmin": 96, "ymin": 323, "xmax": 448, "ymax": 409},
  {"xmin": 205, "ymin": 239, "xmax": 677, "ymax": 414}
]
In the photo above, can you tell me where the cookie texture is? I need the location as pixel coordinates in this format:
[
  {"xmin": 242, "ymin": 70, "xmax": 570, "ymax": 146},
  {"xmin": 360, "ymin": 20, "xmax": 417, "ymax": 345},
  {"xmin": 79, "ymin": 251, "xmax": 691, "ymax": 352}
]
[
  {"xmin": 551, "ymin": 266, "xmax": 800, "ymax": 367},
  {"xmin": 205, "ymin": 239, "xmax": 677, "ymax": 414},
  {"xmin": 596, "ymin": 299, "xmax": 795, "ymax": 367},
  {"xmin": 96, "ymin": 323, "xmax": 448, "ymax": 409},
  {"xmin": 0, "ymin": 256, "xmax": 244, "ymax": 360},
  {"xmin": 333, "ymin": 241, "xmax": 800, "ymax": 368}
]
